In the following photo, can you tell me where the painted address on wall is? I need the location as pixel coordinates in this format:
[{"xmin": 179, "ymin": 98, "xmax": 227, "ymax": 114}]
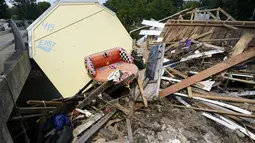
[
  {"xmin": 36, "ymin": 40, "xmax": 56, "ymax": 52},
  {"xmin": 42, "ymin": 22, "xmax": 55, "ymax": 31}
]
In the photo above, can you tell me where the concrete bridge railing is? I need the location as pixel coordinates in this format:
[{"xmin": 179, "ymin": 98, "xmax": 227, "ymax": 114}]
[{"xmin": 0, "ymin": 19, "xmax": 32, "ymax": 143}]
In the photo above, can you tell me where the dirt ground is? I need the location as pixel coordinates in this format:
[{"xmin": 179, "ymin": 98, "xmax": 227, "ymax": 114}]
[{"xmin": 116, "ymin": 102, "xmax": 249, "ymax": 143}]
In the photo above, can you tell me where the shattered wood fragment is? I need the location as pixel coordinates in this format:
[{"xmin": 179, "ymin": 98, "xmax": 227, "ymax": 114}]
[
  {"xmin": 174, "ymin": 92, "xmax": 252, "ymax": 115},
  {"xmin": 223, "ymin": 76, "xmax": 255, "ymax": 84},
  {"xmin": 231, "ymin": 32, "xmax": 254, "ymax": 56},
  {"xmin": 166, "ymin": 67, "xmax": 204, "ymax": 88},
  {"xmin": 73, "ymin": 112, "xmax": 105, "ymax": 137},
  {"xmin": 166, "ymin": 31, "xmax": 213, "ymax": 50},
  {"xmin": 137, "ymin": 79, "xmax": 148, "ymax": 107},
  {"xmin": 26, "ymin": 100, "xmax": 63, "ymax": 106},
  {"xmin": 102, "ymin": 93, "xmax": 154, "ymax": 129},
  {"xmin": 192, "ymin": 92, "xmax": 255, "ymax": 104},
  {"xmin": 171, "ymin": 104, "xmax": 255, "ymax": 118},
  {"xmin": 126, "ymin": 118, "xmax": 133, "ymax": 143},
  {"xmin": 187, "ymin": 86, "xmax": 193, "ymax": 97},
  {"xmin": 159, "ymin": 48, "xmax": 255, "ymax": 97},
  {"xmin": 77, "ymin": 80, "xmax": 113, "ymax": 109},
  {"xmin": 200, "ymin": 38, "xmax": 240, "ymax": 42},
  {"xmin": 76, "ymin": 109, "xmax": 116, "ymax": 143},
  {"xmin": 223, "ymin": 23, "xmax": 238, "ymax": 30}
]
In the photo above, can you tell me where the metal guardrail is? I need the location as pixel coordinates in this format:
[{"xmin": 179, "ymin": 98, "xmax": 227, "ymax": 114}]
[{"xmin": 0, "ymin": 19, "xmax": 30, "ymax": 52}]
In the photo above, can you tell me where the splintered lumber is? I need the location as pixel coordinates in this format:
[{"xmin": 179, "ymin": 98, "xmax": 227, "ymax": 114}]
[
  {"xmin": 134, "ymin": 78, "xmax": 150, "ymax": 100},
  {"xmin": 166, "ymin": 67, "xmax": 204, "ymax": 88},
  {"xmin": 18, "ymin": 107, "xmax": 56, "ymax": 114},
  {"xmin": 200, "ymin": 38, "xmax": 240, "ymax": 42},
  {"xmin": 192, "ymin": 92, "xmax": 255, "ymax": 104},
  {"xmin": 231, "ymin": 33, "xmax": 254, "ymax": 56},
  {"xmin": 102, "ymin": 93, "xmax": 154, "ymax": 129},
  {"xmin": 223, "ymin": 76, "xmax": 255, "ymax": 84},
  {"xmin": 223, "ymin": 23, "xmax": 238, "ymax": 30},
  {"xmin": 171, "ymin": 104, "xmax": 255, "ymax": 118},
  {"xmin": 159, "ymin": 48, "xmax": 255, "ymax": 97},
  {"xmin": 73, "ymin": 112, "xmax": 104, "ymax": 137},
  {"xmin": 77, "ymin": 80, "xmax": 113, "ymax": 109},
  {"xmin": 166, "ymin": 31, "xmax": 213, "ymax": 50},
  {"xmin": 187, "ymin": 86, "xmax": 193, "ymax": 97},
  {"xmin": 76, "ymin": 109, "xmax": 116, "ymax": 143},
  {"xmin": 26, "ymin": 100, "xmax": 63, "ymax": 106},
  {"xmin": 126, "ymin": 85, "xmax": 135, "ymax": 143},
  {"xmin": 137, "ymin": 79, "xmax": 148, "ymax": 107},
  {"xmin": 174, "ymin": 92, "xmax": 252, "ymax": 115}
]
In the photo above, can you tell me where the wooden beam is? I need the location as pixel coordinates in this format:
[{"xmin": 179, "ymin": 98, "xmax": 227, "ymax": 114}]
[
  {"xmin": 207, "ymin": 10, "xmax": 218, "ymax": 20},
  {"xmin": 171, "ymin": 104, "xmax": 255, "ymax": 118},
  {"xmin": 166, "ymin": 23, "xmax": 255, "ymax": 28},
  {"xmin": 223, "ymin": 23, "xmax": 238, "ymax": 30},
  {"xmin": 73, "ymin": 112, "xmax": 105, "ymax": 137},
  {"xmin": 192, "ymin": 92, "xmax": 255, "ymax": 104},
  {"xmin": 166, "ymin": 31, "xmax": 212, "ymax": 51},
  {"xmin": 76, "ymin": 109, "xmax": 116, "ymax": 143},
  {"xmin": 159, "ymin": 48, "xmax": 255, "ymax": 97},
  {"xmin": 231, "ymin": 32, "xmax": 254, "ymax": 56},
  {"xmin": 219, "ymin": 8, "xmax": 236, "ymax": 21},
  {"xmin": 137, "ymin": 79, "xmax": 148, "ymax": 107},
  {"xmin": 216, "ymin": 7, "xmax": 221, "ymax": 20},
  {"xmin": 77, "ymin": 80, "xmax": 113, "ymax": 109},
  {"xmin": 199, "ymin": 38, "xmax": 240, "ymax": 42},
  {"xmin": 166, "ymin": 67, "xmax": 204, "ymax": 88}
]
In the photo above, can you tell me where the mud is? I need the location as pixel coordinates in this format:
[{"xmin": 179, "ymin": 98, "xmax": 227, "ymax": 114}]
[{"xmin": 119, "ymin": 103, "xmax": 249, "ymax": 143}]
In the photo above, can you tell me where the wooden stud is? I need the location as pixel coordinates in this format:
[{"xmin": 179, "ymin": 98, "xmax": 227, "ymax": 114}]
[{"xmin": 159, "ymin": 48, "xmax": 255, "ymax": 97}]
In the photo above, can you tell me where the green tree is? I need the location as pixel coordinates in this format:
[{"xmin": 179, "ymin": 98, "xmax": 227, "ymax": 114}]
[
  {"xmin": 0, "ymin": 0, "xmax": 10, "ymax": 19},
  {"xmin": 183, "ymin": 1, "xmax": 201, "ymax": 9},
  {"xmin": 104, "ymin": 0, "xmax": 147, "ymax": 31},
  {"xmin": 104, "ymin": 0, "xmax": 177, "ymax": 31},
  {"xmin": 145, "ymin": 0, "xmax": 177, "ymax": 20},
  {"xmin": 201, "ymin": 0, "xmax": 255, "ymax": 20},
  {"xmin": 12, "ymin": 0, "xmax": 50, "ymax": 20},
  {"xmin": 37, "ymin": 2, "xmax": 51, "ymax": 16}
]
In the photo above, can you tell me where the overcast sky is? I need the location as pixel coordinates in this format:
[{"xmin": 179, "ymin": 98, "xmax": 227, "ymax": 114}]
[{"xmin": 5, "ymin": 0, "xmax": 107, "ymax": 7}]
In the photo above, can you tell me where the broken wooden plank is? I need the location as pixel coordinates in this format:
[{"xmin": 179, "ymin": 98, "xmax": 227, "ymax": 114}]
[
  {"xmin": 174, "ymin": 92, "xmax": 252, "ymax": 115},
  {"xmin": 77, "ymin": 80, "xmax": 113, "ymax": 109},
  {"xmin": 187, "ymin": 86, "xmax": 193, "ymax": 97},
  {"xmin": 166, "ymin": 31, "xmax": 213, "ymax": 50},
  {"xmin": 200, "ymin": 38, "xmax": 240, "ymax": 42},
  {"xmin": 166, "ymin": 67, "xmax": 204, "ymax": 88},
  {"xmin": 73, "ymin": 112, "xmax": 105, "ymax": 137},
  {"xmin": 159, "ymin": 48, "xmax": 255, "ymax": 97},
  {"xmin": 231, "ymin": 33, "xmax": 254, "ymax": 56},
  {"xmin": 223, "ymin": 23, "xmax": 238, "ymax": 30},
  {"xmin": 26, "ymin": 100, "xmax": 63, "ymax": 106},
  {"xmin": 192, "ymin": 92, "xmax": 255, "ymax": 104},
  {"xmin": 76, "ymin": 109, "xmax": 116, "ymax": 143},
  {"xmin": 137, "ymin": 79, "xmax": 148, "ymax": 107},
  {"xmin": 223, "ymin": 76, "xmax": 255, "ymax": 84},
  {"xmin": 171, "ymin": 104, "xmax": 255, "ymax": 118}
]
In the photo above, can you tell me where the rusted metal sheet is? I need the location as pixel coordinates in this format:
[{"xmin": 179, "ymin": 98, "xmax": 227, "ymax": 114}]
[{"xmin": 159, "ymin": 48, "xmax": 255, "ymax": 97}]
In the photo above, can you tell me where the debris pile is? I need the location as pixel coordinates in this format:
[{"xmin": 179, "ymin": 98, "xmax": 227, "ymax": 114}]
[{"xmin": 13, "ymin": 7, "xmax": 255, "ymax": 143}]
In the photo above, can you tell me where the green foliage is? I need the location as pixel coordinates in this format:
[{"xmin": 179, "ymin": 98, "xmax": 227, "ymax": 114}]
[
  {"xmin": 0, "ymin": 0, "xmax": 10, "ymax": 19},
  {"xmin": 104, "ymin": 0, "xmax": 147, "ymax": 31},
  {"xmin": 10, "ymin": 0, "xmax": 51, "ymax": 20},
  {"xmin": 145, "ymin": 0, "xmax": 177, "ymax": 20},
  {"xmin": 201, "ymin": 0, "xmax": 255, "ymax": 20},
  {"xmin": 104, "ymin": 0, "xmax": 177, "ymax": 31},
  {"xmin": 183, "ymin": 1, "xmax": 201, "ymax": 9}
]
